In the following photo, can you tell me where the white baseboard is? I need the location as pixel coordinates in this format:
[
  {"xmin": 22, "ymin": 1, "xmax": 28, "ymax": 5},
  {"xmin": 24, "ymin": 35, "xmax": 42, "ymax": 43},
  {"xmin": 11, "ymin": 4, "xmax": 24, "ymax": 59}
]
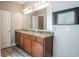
[
  {"xmin": 0, "ymin": 43, "xmax": 16, "ymax": 49},
  {"xmin": 11, "ymin": 43, "xmax": 16, "ymax": 46}
]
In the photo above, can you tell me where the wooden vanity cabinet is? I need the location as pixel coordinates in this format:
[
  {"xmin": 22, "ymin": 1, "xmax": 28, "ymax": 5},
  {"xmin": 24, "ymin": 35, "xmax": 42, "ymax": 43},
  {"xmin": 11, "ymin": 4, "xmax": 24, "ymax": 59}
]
[
  {"xmin": 32, "ymin": 40, "xmax": 44, "ymax": 57},
  {"xmin": 15, "ymin": 32, "xmax": 19, "ymax": 45},
  {"xmin": 15, "ymin": 32, "xmax": 24, "ymax": 49},
  {"xmin": 24, "ymin": 34, "xmax": 32, "ymax": 54},
  {"xmin": 32, "ymin": 36, "xmax": 53, "ymax": 57},
  {"xmin": 19, "ymin": 33, "xmax": 24, "ymax": 49},
  {"xmin": 44, "ymin": 36, "xmax": 53, "ymax": 56},
  {"xmin": 15, "ymin": 31, "xmax": 53, "ymax": 57}
]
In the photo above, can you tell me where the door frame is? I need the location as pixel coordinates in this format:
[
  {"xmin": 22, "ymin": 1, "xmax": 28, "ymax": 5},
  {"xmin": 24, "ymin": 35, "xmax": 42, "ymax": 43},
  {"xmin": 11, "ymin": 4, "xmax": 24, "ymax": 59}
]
[{"xmin": 0, "ymin": 10, "xmax": 12, "ymax": 49}]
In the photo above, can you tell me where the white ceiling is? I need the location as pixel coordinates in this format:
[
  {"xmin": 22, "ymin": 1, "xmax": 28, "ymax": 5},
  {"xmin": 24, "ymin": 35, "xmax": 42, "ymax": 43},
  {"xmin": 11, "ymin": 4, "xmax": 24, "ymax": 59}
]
[{"xmin": 10, "ymin": 1, "xmax": 27, "ymax": 5}]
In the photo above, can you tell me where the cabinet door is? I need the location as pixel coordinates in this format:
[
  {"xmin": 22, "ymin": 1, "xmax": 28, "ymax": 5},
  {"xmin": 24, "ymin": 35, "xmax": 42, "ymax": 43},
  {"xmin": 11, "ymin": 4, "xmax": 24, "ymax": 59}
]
[
  {"xmin": 32, "ymin": 41, "xmax": 44, "ymax": 57},
  {"xmin": 0, "ymin": 12, "xmax": 1, "ymax": 49},
  {"xmin": 19, "ymin": 33, "xmax": 24, "ymax": 49},
  {"xmin": 15, "ymin": 32, "xmax": 19, "ymax": 45},
  {"xmin": 24, "ymin": 35, "xmax": 32, "ymax": 54},
  {"xmin": 36, "ymin": 37, "xmax": 44, "ymax": 44}
]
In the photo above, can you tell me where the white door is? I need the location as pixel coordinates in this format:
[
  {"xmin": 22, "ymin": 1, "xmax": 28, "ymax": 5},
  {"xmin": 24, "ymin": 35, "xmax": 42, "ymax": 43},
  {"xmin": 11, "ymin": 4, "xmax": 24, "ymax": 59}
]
[
  {"xmin": 0, "ymin": 12, "xmax": 1, "ymax": 49},
  {"xmin": 32, "ymin": 16, "xmax": 38, "ymax": 29},
  {"xmin": 0, "ymin": 12, "xmax": 1, "ymax": 56},
  {"xmin": 0, "ymin": 10, "xmax": 11, "ymax": 49}
]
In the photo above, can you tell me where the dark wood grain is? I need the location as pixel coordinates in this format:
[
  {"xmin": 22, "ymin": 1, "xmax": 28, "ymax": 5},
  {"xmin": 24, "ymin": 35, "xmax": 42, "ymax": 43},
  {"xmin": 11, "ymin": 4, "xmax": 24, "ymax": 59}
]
[
  {"xmin": 44, "ymin": 36, "xmax": 53, "ymax": 57},
  {"xmin": 24, "ymin": 34, "xmax": 32, "ymax": 54},
  {"xmin": 32, "ymin": 40, "xmax": 43, "ymax": 57},
  {"xmin": 19, "ymin": 33, "xmax": 24, "ymax": 49}
]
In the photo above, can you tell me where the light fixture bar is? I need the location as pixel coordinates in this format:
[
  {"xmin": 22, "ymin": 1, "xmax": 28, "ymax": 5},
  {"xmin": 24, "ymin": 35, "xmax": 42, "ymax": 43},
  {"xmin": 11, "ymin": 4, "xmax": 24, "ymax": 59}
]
[{"xmin": 23, "ymin": 2, "xmax": 49, "ymax": 15}]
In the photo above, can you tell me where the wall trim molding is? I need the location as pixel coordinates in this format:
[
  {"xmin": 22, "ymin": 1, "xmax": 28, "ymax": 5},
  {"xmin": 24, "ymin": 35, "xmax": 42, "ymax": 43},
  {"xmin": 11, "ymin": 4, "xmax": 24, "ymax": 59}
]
[
  {"xmin": 11, "ymin": 43, "xmax": 16, "ymax": 46},
  {"xmin": 1, "ymin": 43, "xmax": 16, "ymax": 49}
]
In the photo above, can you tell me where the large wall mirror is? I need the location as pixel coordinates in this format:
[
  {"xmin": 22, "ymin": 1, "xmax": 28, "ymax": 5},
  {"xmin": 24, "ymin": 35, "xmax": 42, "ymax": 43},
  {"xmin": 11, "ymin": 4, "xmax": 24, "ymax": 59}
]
[
  {"xmin": 23, "ymin": 7, "xmax": 53, "ymax": 31},
  {"xmin": 31, "ymin": 8, "xmax": 46, "ymax": 30}
]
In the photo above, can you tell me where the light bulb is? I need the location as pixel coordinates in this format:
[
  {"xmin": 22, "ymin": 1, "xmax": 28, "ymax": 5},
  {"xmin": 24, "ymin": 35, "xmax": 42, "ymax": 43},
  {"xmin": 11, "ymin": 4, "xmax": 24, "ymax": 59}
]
[
  {"xmin": 41, "ymin": 1, "xmax": 45, "ymax": 4},
  {"xmin": 38, "ymin": 2, "xmax": 41, "ymax": 5},
  {"xmin": 25, "ymin": 8, "xmax": 28, "ymax": 11},
  {"xmin": 23, "ymin": 8, "xmax": 28, "ymax": 12},
  {"xmin": 35, "ymin": 4, "xmax": 38, "ymax": 7}
]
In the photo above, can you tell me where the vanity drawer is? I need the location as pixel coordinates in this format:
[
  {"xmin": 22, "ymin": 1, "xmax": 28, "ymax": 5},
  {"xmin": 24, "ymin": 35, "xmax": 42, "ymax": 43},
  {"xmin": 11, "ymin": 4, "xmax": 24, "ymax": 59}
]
[
  {"xmin": 36, "ymin": 37, "xmax": 44, "ymax": 44},
  {"xmin": 28, "ymin": 35, "xmax": 35, "ymax": 40},
  {"xmin": 19, "ymin": 33, "xmax": 24, "ymax": 37}
]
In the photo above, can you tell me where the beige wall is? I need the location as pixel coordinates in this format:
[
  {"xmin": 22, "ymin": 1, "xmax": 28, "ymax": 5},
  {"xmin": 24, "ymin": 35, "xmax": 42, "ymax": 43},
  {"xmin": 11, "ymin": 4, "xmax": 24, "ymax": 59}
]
[
  {"xmin": 22, "ymin": 2, "xmax": 32, "ymax": 29},
  {"xmin": 22, "ymin": 14, "xmax": 32, "ymax": 29},
  {"xmin": 0, "ymin": 1, "xmax": 23, "ymax": 45},
  {"xmin": 0, "ymin": 1, "xmax": 22, "ymax": 12}
]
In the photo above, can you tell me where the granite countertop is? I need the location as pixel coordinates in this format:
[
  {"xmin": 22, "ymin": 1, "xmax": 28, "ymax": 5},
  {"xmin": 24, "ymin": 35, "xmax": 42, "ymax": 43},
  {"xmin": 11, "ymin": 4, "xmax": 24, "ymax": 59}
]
[{"xmin": 15, "ymin": 29, "xmax": 53, "ymax": 38}]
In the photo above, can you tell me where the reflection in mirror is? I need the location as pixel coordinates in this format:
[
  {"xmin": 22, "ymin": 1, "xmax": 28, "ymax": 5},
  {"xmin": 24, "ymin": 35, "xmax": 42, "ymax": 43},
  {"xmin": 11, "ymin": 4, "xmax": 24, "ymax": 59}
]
[
  {"xmin": 38, "ymin": 16, "xmax": 44, "ymax": 30},
  {"xmin": 32, "ymin": 8, "xmax": 46, "ymax": 30}
]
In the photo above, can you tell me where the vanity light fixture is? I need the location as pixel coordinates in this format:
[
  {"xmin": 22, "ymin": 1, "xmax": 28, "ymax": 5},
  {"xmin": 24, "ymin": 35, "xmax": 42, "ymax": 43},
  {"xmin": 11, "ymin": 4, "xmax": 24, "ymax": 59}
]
[
  {"xmin": 34, "ymin": 2, "xmax": 49, "ymax": 11},
  {"xmin": 38, "ymin": 2, "xmax": 41, "ymax": 5},
  {"xmin": 24, "ymin": 9, "xmax": 33, "ymax": 15},
  {"xmin": 35, "ymin": 2, "xmax": 41, "ymax": 7},
  {"xmin": 41, "ymin": 1, "xmax": 46, "ymax": 4},
  {"xmin": 23, "ymin": 8, "xmax": 29, "ymax": 13},
  {"xmin": 23, "ymin": 2, "xmax": 49, "ymax": 15},
  {"xmin": 35, "ymin": 3, "xmax": 38, "ymax": 7}
]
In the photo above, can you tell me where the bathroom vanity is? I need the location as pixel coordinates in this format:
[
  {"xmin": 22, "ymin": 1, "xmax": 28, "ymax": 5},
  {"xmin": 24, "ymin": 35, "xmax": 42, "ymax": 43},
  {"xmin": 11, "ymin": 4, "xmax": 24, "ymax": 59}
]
[{"xmin": 15, "ymin": 29, "xmax": 53, "ymax": 57}]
